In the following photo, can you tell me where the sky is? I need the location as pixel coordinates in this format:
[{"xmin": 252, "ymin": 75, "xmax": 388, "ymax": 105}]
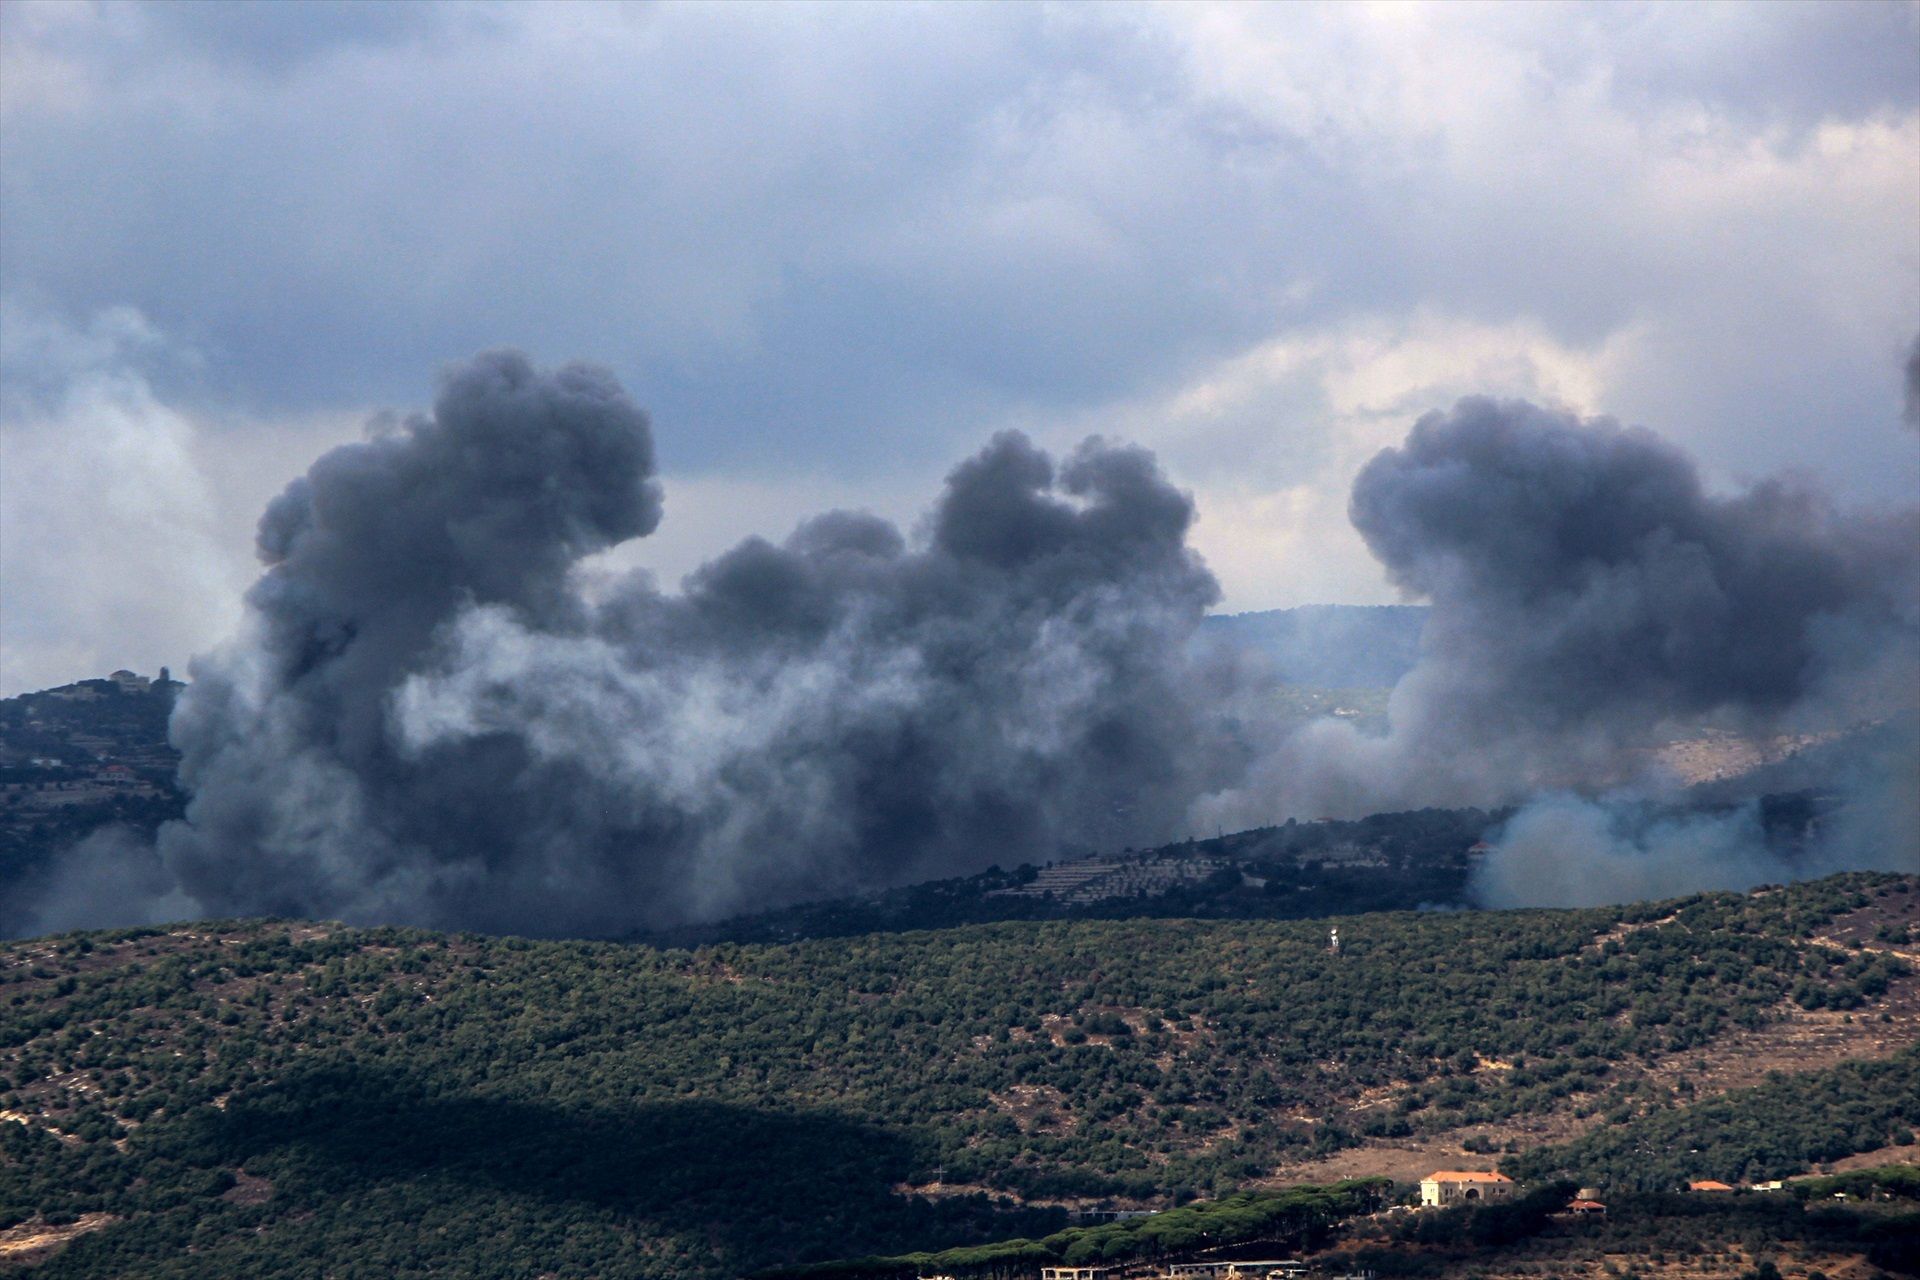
[{"xmin": 2, "ymin": 0, "xmax": 1917, "ymax": 696}]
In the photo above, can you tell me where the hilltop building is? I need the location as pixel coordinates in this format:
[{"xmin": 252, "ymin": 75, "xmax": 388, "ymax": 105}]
[{"xmin": 1419, "ymin": 1170, "xmax": 1514, "ymax": 1207}]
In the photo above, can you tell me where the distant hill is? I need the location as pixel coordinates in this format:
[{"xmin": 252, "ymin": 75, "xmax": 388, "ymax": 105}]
[
  {"xmin": 637, "ymin": 805, "xmax": 1501, "ymax": 948},
  {"xmin": 1199, "ymin": 604, "xmax": 1427, "ymax": 688},
  {"xmin": 635, "ymin": 780, "xmax": 1852, "ymax": 950},
  {"xmin": 2, "ymin": 873, "xmax": 1914, "ymax": 1278},
  {"xmin": 0, "ymin": 673, "xmax": 185, "ymax": 926}
]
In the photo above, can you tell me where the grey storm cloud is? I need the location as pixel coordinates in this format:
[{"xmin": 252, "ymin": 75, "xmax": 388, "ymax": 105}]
[
  {"xmin": 66, "ymin": 351, "xmax": 1260, "ymax": 937},
  {"xmin": 4, "ymin": 2, "xmax": 1915, "ymax": 501}
]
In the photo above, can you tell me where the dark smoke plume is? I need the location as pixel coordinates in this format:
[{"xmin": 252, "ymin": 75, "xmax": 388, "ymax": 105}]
[
  {"xmin": 1212, "ymin": 396, "xmax": 1918, "ymax": 899},
  {"xmin": 75, "ymin": 351, "xmax": 1255, "ymax": 936},
  {"xmin": 1196, "ymin": 394, "xmax": 1919, "ymax": 898},
  {"xmin": 11, "ymin": 361, "xmax": 1916, "ymax": 937},
  {"xmin": 1354, "ymin": 397, "xmax": 1916, "ymax": 742},
  {"xmin": 1904, "ymin": 332, "xmax": 1920, "ymax": 430}
]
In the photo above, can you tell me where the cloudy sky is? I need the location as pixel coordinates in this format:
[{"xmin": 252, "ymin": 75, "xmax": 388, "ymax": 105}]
[{"xmin": 2, "ymin": 0, "xmax": 1916, "ymax": 695}]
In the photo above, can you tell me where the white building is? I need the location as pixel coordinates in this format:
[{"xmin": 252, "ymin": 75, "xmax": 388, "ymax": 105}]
[{"xmin": 1419, "ymin": 1170, "xmax": 1515, "ymax": 1207}]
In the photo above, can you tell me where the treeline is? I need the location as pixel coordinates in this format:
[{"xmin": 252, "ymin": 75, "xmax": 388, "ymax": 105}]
[
  {"xmin": 1792, "ymin": 1164, "xmax": 1920, "ymax": 1202},
  {"xmin": 1504, "ymin": 1047, "xmax": 1920, "ymax": 1189},
  {"xmin": 1338, "ymin": 1190, "xmax": 1920, "ymax": 1278},
  {"xmin": 758, "ymin": 1180, "xmax": 1392, "ymax": 1280},
  {"xmin": 1394, "ymin": 1180, "xmax": 1579, "ymax": 1249}
]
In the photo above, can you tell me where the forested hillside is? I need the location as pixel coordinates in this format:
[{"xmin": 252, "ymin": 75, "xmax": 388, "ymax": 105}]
[
  {"xmin": 0, "ymin": 677, "xmax": 184, "ymax": 930},
  {"xmin": 1, "ymin": 874, "xmax": 1915, "ymax": 1278}
]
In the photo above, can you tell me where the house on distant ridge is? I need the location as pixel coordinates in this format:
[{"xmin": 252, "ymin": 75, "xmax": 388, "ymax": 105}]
[
  {"xmin": 1687, "ymin": 1179, "xmax": 1735, "ymax": 1193},
  {"xmin": 1420, "ymin": 1170, "xmax": 1514, "ymax": 1207}
]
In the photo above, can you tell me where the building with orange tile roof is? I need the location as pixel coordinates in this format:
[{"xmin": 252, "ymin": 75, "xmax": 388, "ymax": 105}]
[{"xmin": 1420, "ymin": 1170, "xmax": 1515, "ymax": 1207}]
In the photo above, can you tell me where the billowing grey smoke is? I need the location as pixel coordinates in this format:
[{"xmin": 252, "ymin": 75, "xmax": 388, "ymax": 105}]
[
  {"xmin": 1197, "ymin": 395, "xmax": 1919, "ymax": 897},
  {"xmin": 1904, "ymin": 332, "xmax": 1920, "ymax": 429},
  {"xmin": 12, "ymin": 361, "xmax": 1915, "ymax": 937},
  {"xmin": 149, "ymin": 353, "xmax": 663, "ymax": 930},
  {"xmin": 1352, "ymin": 397, "xmax": 1916, "ymax": 743},
  {"xmin": 119, "ymin": 351, "xmax": 1253, "ymax": 935},
  {"xmin": 1336, "ymin": 397, "xmax": 1916, "ymax": 898}
]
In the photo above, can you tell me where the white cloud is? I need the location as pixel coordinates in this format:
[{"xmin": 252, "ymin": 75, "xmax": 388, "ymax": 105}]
[
  {"xmin": 0, "ymin": 306, "xmax": 232, "ymax": 691},
  {"xmin": 1029, "ymin": 312, "xmax": 1624, "ymax": 611},
  {"xmin": 0, "ymin": 301, "xmax": 363, "ymax": 694}
]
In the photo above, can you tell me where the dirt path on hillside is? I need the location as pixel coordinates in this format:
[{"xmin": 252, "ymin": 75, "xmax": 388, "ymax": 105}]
[{"xmin": 0, "ymin": 1214, "xmax": 115, "ymax": 1267}]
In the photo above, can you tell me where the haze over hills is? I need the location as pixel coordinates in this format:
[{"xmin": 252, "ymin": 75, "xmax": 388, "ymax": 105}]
[
  {"xmin": 0, "ymin": 607, "xmax": 1408, "ymax": 939},
  {"xmin": 1196, "ymin": 605, "xmax": 1426, "ymax": 690},
  {"xmin": 1, "ymin": 874, "xmax": 1915, "ymax": 1277},
  {"xmin": 0, "ymin": 662, "xmax": 1894, "ymax": 947}
]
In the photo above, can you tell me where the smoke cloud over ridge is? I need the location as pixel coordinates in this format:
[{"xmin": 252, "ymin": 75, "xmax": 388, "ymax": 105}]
[
  {"xmin": 1355, "ymin": 398, "xmax": 1916, "ymax": 747},
  {"xmin": 1191, "ymin": 396, "xmax": 1920, "ymax": 830},
  {"xmin": 66, "ymin": 350, "xmax": 1258, "ymax": 936},
  {"xmin": 1357, "ymin": 398, "xmax": 1917, "ymax": 901},
  {"xmin": 10, "ymin": 356, "xmax": 1916, "ymax": 936},
  {"xmin": 1186, "ymin": 393, "xmax": 1920, "ymax": 905}
]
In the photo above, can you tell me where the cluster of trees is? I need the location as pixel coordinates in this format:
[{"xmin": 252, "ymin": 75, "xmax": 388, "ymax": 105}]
[
  {"xmin": 1337, "ymin": 1187, "xmax": 1920, "ymax": 1278},
  {"xmin": 762, "ymin": 1180, "xmax": 1393, "ymax": 1280},
  {"xmin": 1792, "ymin": 1164, "xmax": 1920, "ymax": 1202},
  {"xmin": 1394, "ymin": 1180, "xmax": 1579, "ymax": 1248},
  {"xmin": 0, "ymin": 873, "xmax": 1909, "ymax": 1278},
  {"xmin": 1505, "ymin": 1047, "xmax": 1920, "ymax": 1190}
]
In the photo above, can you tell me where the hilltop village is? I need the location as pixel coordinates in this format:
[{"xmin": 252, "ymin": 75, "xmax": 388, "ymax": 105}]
[{"xmin": 0, "ymin": 672, "xmax": 185, "ymax": 889}]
